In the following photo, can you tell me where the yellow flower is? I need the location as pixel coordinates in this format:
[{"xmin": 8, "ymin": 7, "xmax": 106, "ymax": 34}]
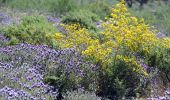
[{"xmin": 52, "ymin": 1, "xmax": 170, "ymax": 75}]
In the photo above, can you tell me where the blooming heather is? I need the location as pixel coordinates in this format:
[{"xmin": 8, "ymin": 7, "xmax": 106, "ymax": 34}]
[{"xmin": 0, "ymin": 43, "xmax": 96, "ymax": 99}]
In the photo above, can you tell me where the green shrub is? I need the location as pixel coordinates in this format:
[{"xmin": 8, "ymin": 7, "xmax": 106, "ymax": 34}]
[
  {"xmin": 0, "ymin": 0, "xmax": 114, "ymax": 19},
  {"xmin": 88, "ymin": 0, "xmax": 112, "ymax": 19},
  {"xmin": 96, "ymin": 60, "xmax": 141, "ymax": 99},
  {"xmin": 0, "ymin": 0, "xmax": 41, "ymax": 10},
  {"xmin": 62, "ymin": 9, "xmax": 100, "ymax": 30},
  {"xmin": 147, "ymin": 48, "xmax": 170, "ymax": 79},
  {"xmin": 157, "ymin": 48, "xmax": 170, "ymax": 74},
  {"xmin": 2, "ymin": 15, "xmax": 58, "ymax": 47},
  {"xmin": 48, "ymin": 0, "xmax": 77, "ymax": 16},
  {"xmin": 0, "ymin": 0, "xmax": 77, "ymax": 14}
]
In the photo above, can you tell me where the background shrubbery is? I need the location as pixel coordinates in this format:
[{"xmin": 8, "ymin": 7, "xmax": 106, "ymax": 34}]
[
  {"xmin": 0, "ymin": 0, "xmax": 112, "ymax": 18},
  {"xmin": 1, "ymin": 15, "xmax": 58, "ymax": 47},
  {"xmin": 62, "ymin": 9, "xmax": 99, "ymax": 30},
  {"xmin": 1, "ymin": 0, "xmax": 170, "ymax": 35}
]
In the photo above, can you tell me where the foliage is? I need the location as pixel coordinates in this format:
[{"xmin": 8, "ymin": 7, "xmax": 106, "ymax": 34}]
[
  {"xmin": 0, "ymin": 0, "xmax": 77, "ymax": 13},
  {"xmin": 146, "ymin": 48, "xmax": 170, "ymax": 79},
  {"xmin": 96, "ymin": 60, "xmax": 143, "ymax": 99},
  {"xmin": 0, "ymin": 0, "xmax": 113, "ymax": 17},
  {"xmin": 87, "ymin": 0, "xmax": 112, "ymax": 19},
  {"xmin": 2, "ymin": 15, "xmax": 58, "ymax": 47},
  {"xmin": 43, "ymin": 0, "xmax": 78, "ymax": 16},
  {"xmin": 62, "ymin": 9, "xmax": 99, "ymax": 30}
]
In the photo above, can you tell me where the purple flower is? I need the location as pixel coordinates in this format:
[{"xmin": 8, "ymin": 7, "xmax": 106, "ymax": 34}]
[{"xmin": 0, "ymin": 43, "xmax": 96, "ymax": 99}]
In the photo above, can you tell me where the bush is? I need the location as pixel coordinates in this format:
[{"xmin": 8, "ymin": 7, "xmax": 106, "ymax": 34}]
[
  {"xmin": 0, "ymin": 0, "xmax": 77, "ymax": 14},
  {"xmin": 0, "ymin": 0, "xmax": 42, "ymax": 10},
  {"xmin": 95, "ymin": 60, "xmax": 143, "ymax": 99},
  {"xmin": 146, "ymin": 48, "xmax": 170, "ymax": 82},
  {"xmin": 157, "ymin": 48, "xmax": 170, "ymax": 75},
  {"xmin": 62, "ymin": 9, "xmax": 100, "ymax": 30},
  {"xmin": 2, "ymin": 15, "xmax": 58, "ymax": 47},
  {"xmin": 88, "ymin": 0, "xmax": 112, "ymax": 19},
  {"xmin": 48, "ymin": 0, "xmax": 77, "ymax": 16}
]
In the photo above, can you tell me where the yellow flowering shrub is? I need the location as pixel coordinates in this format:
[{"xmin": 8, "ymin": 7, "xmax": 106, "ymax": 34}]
[
  {"xmin": 102, "ymin": 1, "xmax": 159, "ymax": 54},
  {"xmin": 53, "ymin": 0, "xmax": 170, "ymax": 75},
  {"xmin": 53, "ymin": 24, "xmax": 115, "ymax": 63}
]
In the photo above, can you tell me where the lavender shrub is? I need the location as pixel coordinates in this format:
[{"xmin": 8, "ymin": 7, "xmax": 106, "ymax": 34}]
[
  {"xmin": 0, "ymin": 62, "xmax": 56, "ymax": 100},
  {"xmin": 0, "ymin": 43, "xmax": 97, "ymax": 99}
]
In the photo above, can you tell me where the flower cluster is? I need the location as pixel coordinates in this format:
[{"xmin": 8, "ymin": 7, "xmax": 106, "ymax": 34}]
[
  {"xmin": 0, "ymin": 86, "xmax": 36, "ymax": 100},
  {"xmin": 0, "ymin": 43, "xmax": 95, "ymax": 99},
  {"xmin": 0, "ymin": 62, "xmax": 56, "ymax": 99},
  {"xmin": 54, "ymin": 23, "xmax": 115, "ymax": 65}
]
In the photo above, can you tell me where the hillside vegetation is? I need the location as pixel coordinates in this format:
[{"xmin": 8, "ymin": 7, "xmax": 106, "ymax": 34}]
[{"xmin": 0, "ymin": 0, "xmax": 169, "ymax": 100}]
